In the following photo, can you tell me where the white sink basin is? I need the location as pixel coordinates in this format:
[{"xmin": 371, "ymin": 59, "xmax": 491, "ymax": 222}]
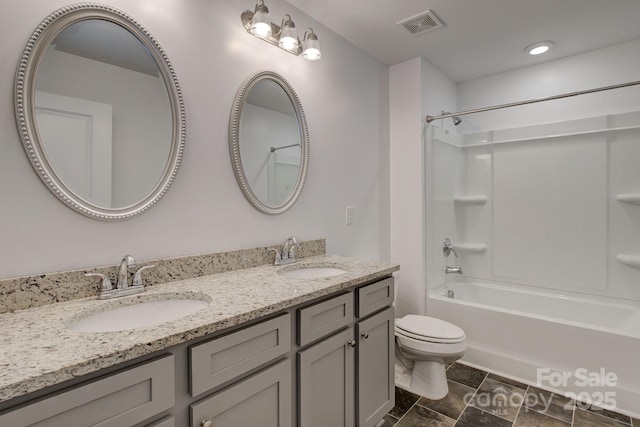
[
  {"xmin": 67, "ymin": 294, "xmax": 210, "ymax": 333},
  {"xmin": 279, "ymin": 266, "xmax": 348, "ymax": 279}
]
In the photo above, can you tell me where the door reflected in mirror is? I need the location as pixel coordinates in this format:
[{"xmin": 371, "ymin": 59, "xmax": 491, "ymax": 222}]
[
  {"xmin": 35, "ymin": 19, "xmax": 172, "ymax": 209},
  {"xmin": 230, "ymin": 71, "xmax": 309, "ymax": 215}
]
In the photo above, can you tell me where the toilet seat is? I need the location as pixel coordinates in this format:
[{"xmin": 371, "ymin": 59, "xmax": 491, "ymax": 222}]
[{"xmin": 395, "ymin": 315, "xmax": 465, "ymax": 344}]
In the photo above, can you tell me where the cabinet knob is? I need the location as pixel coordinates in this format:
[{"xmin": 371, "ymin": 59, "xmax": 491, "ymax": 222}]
[
  {"xmin": 361, "ymin": 332, "xmax": 369, "ymax": 339},
  {"xmin": 348, "ymin": 340, "xmax": 357, "ymax": 348},
  {"xmin": 201, "ymin": 420, "xmax": 213, "ymax": 427}
]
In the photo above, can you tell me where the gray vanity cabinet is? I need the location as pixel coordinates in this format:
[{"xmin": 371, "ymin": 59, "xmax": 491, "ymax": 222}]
[
  {"xmin": 297, "ymin": 278, "xmax": 395, "ymax": 427},
  {"xmin": 190, "ymin": 359, "xmax": 291, "ymax": 427},
  {"xmin": 189, "ymin": 313, "xmax": 291, "ymax": 397},
  {"xmin": 188, "ymin": 314, "xmax": 292, "ymax": 427},
  {"xmin": 356, "ymin": 306, "xmax": 395, "ymax": 427},
  {"xmin": 298, "ymin": 327, "xmax": 356, "ymax": 427},
  {"xmin": 0, "ymin": 276, "xmax": 395, "ymax": 427},
  {"xmin": 0, "ymin": 355, "xmax": 175, "ymax": 427}
]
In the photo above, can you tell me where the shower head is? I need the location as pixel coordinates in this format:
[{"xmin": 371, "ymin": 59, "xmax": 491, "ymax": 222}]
[{"xmin": 441, "ymin": 111, "xmax": 462, "ymax": 126}]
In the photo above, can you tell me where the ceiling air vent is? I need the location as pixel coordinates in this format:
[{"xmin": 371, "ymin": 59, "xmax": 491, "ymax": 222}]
[{"xmin": 397, "ymin": 10, "xmax": 445, "ymax": 36}]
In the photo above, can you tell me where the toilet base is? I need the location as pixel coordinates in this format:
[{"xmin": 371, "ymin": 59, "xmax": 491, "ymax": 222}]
[
  {"xmin": 394, "ymin": 359, "xmax": 449, "ymax": 400},
  {"xmin": 411, "ymin": 360, "xmax": 449, "ymax": 400}
]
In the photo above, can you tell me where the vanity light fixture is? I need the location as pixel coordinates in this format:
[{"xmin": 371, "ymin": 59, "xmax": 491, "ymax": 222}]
[
  {"xmin": 525, "ymin": 41, "xmax": 554, "ymax": 55},
  {"xmin": 248, "ymin": 0, "xmax": 272, "ymax": 38},
  {"xmin": 302, "ymin": 28, "xmax": 321, "ymax": 61},
  {"xmin": 278, "ymin": 15, "xmax": 298, "ymax": 50},
  {"xmin": 241, "ymin": 0, "xmax": 321, "ymax": 60}
]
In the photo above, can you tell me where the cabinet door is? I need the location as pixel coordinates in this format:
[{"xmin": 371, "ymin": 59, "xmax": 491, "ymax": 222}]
[
  {"xmin": 190, "ymin": 359, "xmax": 291, "ymax": 427},
  {"xmin": 357, "ymin": 306, "xmax": 395, "ymax": 427},
  {"xmin": 298, "ymin": 327, "xmax": 355, "ymax": 427}
]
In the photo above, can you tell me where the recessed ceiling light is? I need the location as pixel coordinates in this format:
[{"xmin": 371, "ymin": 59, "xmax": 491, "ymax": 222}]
[{"xmin": 525, "ymin": 41, "xmax": 554, "ymax": 55}]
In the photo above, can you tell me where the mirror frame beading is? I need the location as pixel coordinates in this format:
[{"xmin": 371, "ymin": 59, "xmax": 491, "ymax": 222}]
[
  {"xmin": 15, "ymin": 3, "xmax": 186, "ymax": 221},
  {"xmin": 229, "ymin": 71, "xmax": 310, "ymax": 215}
]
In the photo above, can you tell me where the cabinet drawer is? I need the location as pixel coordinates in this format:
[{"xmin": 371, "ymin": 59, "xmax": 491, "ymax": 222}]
[
  {"xmin": 147, "ymin": 415, "xmax": 175, "ymax": 427},
  {"xmin": 0, "ymin": 355, "xmax": 174, "ymax": 427},
  {"xmin": 357, "ymin": 277, "xmax": 394, "ymax": 318},
  {"xmin": 190, "ymin": 313, "xmax": 291, "ymax": 397},
  {"xmin": 298, "ymin": 293, "xmax": 353, "ymax": 347},
  {"xmin": 190, "ymin": 359, "xmax": 291, "ymax": 427}
]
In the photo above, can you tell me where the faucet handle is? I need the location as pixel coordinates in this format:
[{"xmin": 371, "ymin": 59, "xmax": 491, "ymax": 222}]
[
  {"xmin": 85, "ymin": 273, "xmax": 113, "ymax": 291},
  {"xmin": 132, "ymin": 265, "xmax": 155, "ymax": 287},
  {"xmin": 443, "ymin": 238, "xmax": 458, "ymax": 258}
]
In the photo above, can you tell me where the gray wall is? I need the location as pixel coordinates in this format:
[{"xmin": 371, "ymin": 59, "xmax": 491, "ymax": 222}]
[{"xmin": 0, "ymin": 0, "xmax": 390, "ymax": 278}]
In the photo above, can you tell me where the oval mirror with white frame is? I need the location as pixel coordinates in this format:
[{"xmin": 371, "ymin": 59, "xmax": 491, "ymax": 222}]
[
  {"xmin": 229, "ymin": 71, "xmax": 309, "ymax": 215},
  {"xmin": 15, "ymin": 3, "xmax": 185, "ymax": 221}
]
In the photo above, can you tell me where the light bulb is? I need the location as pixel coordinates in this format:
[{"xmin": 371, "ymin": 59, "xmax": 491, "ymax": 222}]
[
  {"xmin": 278, "ymin": 16, "xmax": 298, "ymax": 51},
  {"xmin": 529, "ymin": 45, "xmax": 549, "ymax": 55},
  {"xmin": 302, "ymin": 29, "xmax": 321, "ymax": 61},
  {"xmin": 525, "ymin": 41, "xmax": 554, "ymax": 56},
  {"xmin": 280, "ymin": 36, "xmax": 297, "ymax": 50},
  {"xmin": 251, "ymin": 21, "xmax": 271, "ymax": 38},
  {"xmin": 249, "ymin": 1, "xmax": 271, "ymax": 38}
]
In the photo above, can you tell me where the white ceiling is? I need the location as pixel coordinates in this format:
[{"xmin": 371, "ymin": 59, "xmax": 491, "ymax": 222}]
[{"xmin": 285, "ymin": 0, "xmax": 640, "ymax": 82}]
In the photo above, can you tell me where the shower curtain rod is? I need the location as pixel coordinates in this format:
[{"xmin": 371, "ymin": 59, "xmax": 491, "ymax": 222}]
[
  {"xmin": 270, "ymin": 143, "xmax": 301, "ymax": 152},
  {"xmin": 425, "ymin": 79, "xmax": 640, "ymax": 124}
]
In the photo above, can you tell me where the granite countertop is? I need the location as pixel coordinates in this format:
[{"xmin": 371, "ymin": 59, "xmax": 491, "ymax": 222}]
[{"xmin": 0, "ymin": 254, "xmax": 399, "ymax": 403}]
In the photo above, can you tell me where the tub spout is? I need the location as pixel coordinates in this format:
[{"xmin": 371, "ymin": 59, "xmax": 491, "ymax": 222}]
[{"xmin": 445, "ymin": 266, "xmax": 463, "ymax": 274}]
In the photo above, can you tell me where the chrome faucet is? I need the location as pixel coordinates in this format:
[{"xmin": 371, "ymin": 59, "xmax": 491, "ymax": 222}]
[
  {"xmin": 282, "ymin": 236, "xmax": 298, "ymax": 257},
  {"xmin": 443, "ymin": 238, "xmax": 463, "ymax": 274},
  {"xmin": 116, "ymin": 255, "xmax": 135, "ymax": 289},
  {"xmin": 270, "ymin": 236, "xmax": 298, "ymax": 266},
  {"xmin": 85, "ymin": 254, "xmax": 155, "ymax": 299},
  {"xmin": 445, "ymin": 266, "xmax": 463, "ymax": 274}
]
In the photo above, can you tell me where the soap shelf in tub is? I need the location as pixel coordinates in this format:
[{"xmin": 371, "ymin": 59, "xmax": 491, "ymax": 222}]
[
  {"xmin": 455, "ymin": 243, "xmax": 487, "ymax": 253},
  {"xmin": 616, "ymin": 194, "xmax": 640, "ymax": 205},
  {"xmin": 616, "ymin": 255, "xmax": 640, "ymax": 268},
  {"xmin": 453, "ymin": 196, "xmax": 488, "ymax": 205}
]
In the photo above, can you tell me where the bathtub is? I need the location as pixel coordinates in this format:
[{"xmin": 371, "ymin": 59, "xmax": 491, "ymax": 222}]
[{"xmin": 427, "ymin": 280, "xmax": 640, "ymax": 417}]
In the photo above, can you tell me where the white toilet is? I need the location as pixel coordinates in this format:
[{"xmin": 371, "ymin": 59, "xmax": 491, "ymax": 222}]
[{"xmin": 394, "ymin": 314, "xmax": 466, "ymax": 400}]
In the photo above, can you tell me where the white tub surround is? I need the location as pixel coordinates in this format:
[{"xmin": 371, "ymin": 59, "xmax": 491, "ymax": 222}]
[
  {"xmin": 428, "ymin": 281, "xmax": 640, "ymax": 417},
  {"xmin": 0, "ymin": 254, "xmax": 398, "ymax": 403},
  {"xmin": 427, "ymin": 111, "xmax": 640, "ymax": 301},
  {"xmin": 425, "ymin": 110, "xmax": 640, "ymax": 417}
]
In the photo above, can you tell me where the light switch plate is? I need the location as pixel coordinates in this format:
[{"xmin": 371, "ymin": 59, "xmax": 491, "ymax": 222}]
[{"xmin": 346, "ymin": 206, "xmax": 354, "ymax": 225}]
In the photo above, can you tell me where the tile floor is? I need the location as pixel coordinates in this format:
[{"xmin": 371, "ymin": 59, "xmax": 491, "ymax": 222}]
[{"xmin": 383, "ymin": 362, "xmax": 639, "ymax": 427}]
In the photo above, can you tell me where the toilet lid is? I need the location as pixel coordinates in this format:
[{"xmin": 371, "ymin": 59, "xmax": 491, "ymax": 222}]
[{"xmin": 395, "ymin": 315, "xmax": 465, "ymax": 341}]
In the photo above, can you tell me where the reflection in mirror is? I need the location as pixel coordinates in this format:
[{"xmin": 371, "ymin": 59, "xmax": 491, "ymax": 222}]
[
  {"xmin": 35, "ymin": 19, "xmax": 172, "ymax": 209},
  {"xmin": 230, "ymin": 71, "xmax": 309, "ymax": 215},
  {"xmin": 240, "ymin": 79, "xmax": 301, "ymax": 207},
  {"xmin": 15, "ymin": 4, "xmax": 185, "ymax": 220}
]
